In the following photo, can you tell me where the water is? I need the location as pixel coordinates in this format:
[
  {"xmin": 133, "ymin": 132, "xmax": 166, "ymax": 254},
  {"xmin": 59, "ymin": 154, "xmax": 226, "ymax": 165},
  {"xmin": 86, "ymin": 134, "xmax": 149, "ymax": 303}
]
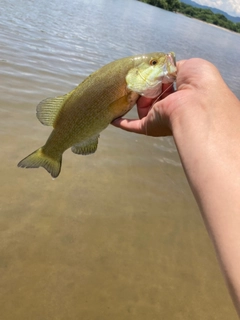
[{"xmin": 0, "ymin": 0, "xmax": 239, "ymax": 319}]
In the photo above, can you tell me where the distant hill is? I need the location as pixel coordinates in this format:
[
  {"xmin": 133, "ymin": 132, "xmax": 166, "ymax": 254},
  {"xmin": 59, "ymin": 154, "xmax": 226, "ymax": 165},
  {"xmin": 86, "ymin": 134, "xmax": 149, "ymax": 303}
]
[{"xmin": 180, "ymin": 0, "xmax": 240, "ymax": 23}]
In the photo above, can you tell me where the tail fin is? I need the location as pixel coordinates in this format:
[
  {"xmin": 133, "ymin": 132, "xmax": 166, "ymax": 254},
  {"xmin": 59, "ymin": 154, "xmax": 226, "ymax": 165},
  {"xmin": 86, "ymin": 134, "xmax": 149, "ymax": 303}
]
[{"xmin": 18, "ymin": 147, "xmax": 62, "ymax": 178}]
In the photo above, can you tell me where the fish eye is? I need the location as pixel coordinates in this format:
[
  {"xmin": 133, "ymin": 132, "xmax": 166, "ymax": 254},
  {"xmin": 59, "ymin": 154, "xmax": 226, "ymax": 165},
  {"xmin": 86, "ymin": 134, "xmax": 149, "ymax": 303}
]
[{"xmin": 150, "ymin": 59, "xmax": 157, "ymax": 66}]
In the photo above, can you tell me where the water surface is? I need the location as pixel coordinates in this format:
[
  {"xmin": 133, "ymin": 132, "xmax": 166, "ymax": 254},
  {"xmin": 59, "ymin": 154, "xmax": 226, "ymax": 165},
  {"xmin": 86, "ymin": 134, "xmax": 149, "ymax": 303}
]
[{"xmin": 0, "ymin": 0, "xmax": 239, "ymax": 319}]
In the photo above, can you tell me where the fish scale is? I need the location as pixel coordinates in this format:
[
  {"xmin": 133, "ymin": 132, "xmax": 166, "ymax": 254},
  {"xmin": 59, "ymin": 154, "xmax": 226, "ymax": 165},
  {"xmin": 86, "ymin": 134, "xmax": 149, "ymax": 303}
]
[{"xmin": 18, "ymin": 52, "xmax": 177, "ymax": 178}]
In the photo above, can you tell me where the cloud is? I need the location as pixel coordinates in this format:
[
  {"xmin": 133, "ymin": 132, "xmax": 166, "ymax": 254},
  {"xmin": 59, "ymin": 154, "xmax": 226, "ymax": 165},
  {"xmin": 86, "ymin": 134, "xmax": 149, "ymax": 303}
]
[{"xmin": 194, "ymin": 0, "xmax": 240, "ymax": 17}]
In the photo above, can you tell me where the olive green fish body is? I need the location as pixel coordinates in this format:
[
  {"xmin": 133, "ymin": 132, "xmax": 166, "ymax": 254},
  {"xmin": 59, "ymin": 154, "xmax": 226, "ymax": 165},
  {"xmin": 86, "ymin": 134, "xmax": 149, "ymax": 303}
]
[
  {"xmin": 18, "ymin": 52, "xmax": 177, "ymax": 178},
  {"xmin": 44, "ymin": 57, "xmax": 137, "ymax": 153}
]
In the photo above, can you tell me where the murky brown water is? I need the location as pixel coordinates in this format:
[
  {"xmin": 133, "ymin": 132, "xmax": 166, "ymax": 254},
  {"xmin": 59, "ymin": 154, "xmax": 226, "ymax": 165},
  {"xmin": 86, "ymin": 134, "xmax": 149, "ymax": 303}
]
[{"xmin": 1, "ymin": 0, "xmax": 239, "ymax": 319}]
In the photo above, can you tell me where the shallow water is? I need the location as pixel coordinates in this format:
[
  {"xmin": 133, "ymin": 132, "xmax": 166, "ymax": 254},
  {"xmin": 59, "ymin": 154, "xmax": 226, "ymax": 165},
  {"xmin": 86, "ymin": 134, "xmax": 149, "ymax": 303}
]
[{"xmin": 0, "ymin": 0, "xmax": 239, "ymax": 319}]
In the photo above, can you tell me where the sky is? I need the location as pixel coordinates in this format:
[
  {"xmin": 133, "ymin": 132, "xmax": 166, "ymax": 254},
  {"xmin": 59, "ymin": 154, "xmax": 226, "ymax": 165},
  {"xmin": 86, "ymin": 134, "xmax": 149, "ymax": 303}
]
[{"xmin": 193, "ymin": 0, "xmax": 240, "ymax": 17}]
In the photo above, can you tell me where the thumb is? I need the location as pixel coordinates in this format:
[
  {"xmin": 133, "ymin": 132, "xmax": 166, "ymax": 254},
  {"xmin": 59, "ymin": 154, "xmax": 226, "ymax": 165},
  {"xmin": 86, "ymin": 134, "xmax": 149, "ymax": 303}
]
[
  {"xmin": 111, "ymin": 117, "xmax": 146, "ymax": 134},
  {"xmin": 112, "ymin": 97, "xmax": 173, "ymax": 137}
]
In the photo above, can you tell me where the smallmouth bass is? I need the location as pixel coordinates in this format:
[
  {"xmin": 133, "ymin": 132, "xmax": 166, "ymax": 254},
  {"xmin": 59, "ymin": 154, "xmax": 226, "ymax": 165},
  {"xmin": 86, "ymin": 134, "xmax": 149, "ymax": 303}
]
[{"xmin": 18, "ymin": 52, "xmax": 177, "ymax": 178}]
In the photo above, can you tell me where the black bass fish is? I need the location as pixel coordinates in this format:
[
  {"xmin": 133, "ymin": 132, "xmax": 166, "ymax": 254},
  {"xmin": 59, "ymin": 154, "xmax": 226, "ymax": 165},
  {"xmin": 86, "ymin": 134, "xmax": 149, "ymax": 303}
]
[{"xmin": 18, "ymin": 52, "xmax": 177, "ymax": 178}]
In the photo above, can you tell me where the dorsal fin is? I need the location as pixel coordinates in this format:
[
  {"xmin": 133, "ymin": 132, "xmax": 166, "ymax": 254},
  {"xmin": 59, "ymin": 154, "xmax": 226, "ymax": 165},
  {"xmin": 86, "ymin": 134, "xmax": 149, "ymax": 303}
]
[{"xmin": 36, "ymin": 94, "xmax": 68, "ymax": 127}]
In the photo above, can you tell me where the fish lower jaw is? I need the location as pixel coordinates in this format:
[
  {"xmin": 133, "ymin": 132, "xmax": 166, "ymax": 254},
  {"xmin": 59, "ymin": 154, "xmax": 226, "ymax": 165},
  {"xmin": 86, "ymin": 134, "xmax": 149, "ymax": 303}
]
[{"xmin": 140, "ymin": 86, "xmax": 163, "ymax": 98}]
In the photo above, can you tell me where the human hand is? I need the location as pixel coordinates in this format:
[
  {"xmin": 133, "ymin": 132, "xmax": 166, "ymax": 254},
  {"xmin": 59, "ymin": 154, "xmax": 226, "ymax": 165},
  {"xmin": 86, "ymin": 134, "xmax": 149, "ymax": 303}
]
[
  {"xmin": 113, "ymin": 58, "xmax": 240, "ymax": 314},
  {"xmin": 112, "ymin": 81, "xmax": 175, "ymax": 136},
  {"xmin": 112, "ymin": 58, "xmax": 228, "ymax": 137}
]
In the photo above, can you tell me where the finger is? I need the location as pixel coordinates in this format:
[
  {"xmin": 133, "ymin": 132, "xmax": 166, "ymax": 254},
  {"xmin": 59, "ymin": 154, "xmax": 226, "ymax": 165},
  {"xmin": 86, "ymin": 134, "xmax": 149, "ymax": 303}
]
[
  {"xmin": 176, "ymin": 59, "xmax": 187, "ymax": 69},
  {"xmin": 161, "ymin": 83, "xmax": 175, "ymax": 99},
  {"xmin": 111, "ymin": 117, "xmax": 145, "ymax": 134},
  {"xmin": 136, "ymin": 86, "xmax": 174, "ymax": 119},
  {"xmin": 137, "ymin": 96, "xmax": 155, "ymax": 119}
]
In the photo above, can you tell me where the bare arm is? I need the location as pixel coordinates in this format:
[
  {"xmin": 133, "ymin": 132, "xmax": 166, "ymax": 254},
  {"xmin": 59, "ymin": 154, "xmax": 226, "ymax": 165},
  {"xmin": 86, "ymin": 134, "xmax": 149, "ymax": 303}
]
[{"xmin": 112, "ymin": 59, "xmax": 240, "ymax": 314}]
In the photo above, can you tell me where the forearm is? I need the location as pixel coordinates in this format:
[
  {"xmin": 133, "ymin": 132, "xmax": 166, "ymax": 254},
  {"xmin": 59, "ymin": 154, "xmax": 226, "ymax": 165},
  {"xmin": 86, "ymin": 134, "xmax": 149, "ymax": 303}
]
[
  {"xmin": 171, "ymin": 83, "xmax": 240, "ymax": 313},
  {"xmin": 112, "ymin": 57, "xmax": 240, "ymax": 314}
]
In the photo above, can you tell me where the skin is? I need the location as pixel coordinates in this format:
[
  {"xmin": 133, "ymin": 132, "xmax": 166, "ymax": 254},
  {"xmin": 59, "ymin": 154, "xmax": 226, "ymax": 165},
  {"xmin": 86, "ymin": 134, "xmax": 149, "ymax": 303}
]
[
  {"xmin": 112, "ymin": 58, "xmax": 240, "ymax": 315},
  {"xmin": 18, "ymin": 52, "xmax": 176, "ymax": 178}
]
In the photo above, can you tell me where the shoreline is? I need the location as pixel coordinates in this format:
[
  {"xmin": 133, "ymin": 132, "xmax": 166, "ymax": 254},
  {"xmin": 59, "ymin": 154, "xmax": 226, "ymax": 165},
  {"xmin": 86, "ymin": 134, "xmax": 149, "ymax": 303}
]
[{"xmin": 176, "ymin": 12, "xmax": 240, "ymax": 34}]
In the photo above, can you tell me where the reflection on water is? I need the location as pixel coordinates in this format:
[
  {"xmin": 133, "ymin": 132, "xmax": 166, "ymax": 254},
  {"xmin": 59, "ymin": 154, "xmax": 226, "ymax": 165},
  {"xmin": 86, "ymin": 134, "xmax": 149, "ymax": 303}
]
[{"xmin": 0, "ymin": 0, "xmax": 239, "ymax": 319}]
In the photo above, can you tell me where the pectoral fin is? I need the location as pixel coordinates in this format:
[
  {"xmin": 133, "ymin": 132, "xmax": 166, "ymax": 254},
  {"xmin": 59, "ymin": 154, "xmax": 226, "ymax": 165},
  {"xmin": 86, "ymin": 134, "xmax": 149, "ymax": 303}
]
[{"xmin": 71, "ymin": 134, "xmax": 99, "ymax": 155}]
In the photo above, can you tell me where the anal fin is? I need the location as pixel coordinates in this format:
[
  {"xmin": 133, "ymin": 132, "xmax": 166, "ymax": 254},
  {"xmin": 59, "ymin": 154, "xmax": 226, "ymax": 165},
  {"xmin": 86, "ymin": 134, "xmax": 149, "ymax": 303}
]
[{"xmin": 71, "ymin": 134, "xmax": 99, "ymax": 155}]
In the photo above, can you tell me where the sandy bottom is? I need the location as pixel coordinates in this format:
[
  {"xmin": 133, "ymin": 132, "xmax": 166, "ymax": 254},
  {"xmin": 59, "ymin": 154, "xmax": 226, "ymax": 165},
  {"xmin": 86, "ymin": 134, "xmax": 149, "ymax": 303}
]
[{"xmin": 0, "ymin": 112, "xmax": 237, "ymax": 319}]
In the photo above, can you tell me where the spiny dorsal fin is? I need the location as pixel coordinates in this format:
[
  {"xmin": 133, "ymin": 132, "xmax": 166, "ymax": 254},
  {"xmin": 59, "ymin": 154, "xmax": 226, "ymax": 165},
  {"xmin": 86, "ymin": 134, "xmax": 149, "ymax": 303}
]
[
  {"xmin": 36, "ymin": 94, "xmax": 68, "ymax": 127},
  {"xmin": 71, "ymin": 135, "xmax": 99, "ymax": 155}
]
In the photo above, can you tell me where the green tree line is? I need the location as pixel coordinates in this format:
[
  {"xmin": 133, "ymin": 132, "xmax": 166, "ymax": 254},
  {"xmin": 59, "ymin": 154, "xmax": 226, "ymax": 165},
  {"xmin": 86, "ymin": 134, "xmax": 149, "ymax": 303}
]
[{"xmin": 139, "ymin": 0, "xmax": 240, "ymax": 33}]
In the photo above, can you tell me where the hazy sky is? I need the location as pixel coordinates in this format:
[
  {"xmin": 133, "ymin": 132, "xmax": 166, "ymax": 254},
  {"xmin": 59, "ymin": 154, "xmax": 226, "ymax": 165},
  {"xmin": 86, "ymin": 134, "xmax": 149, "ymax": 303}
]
[{"xmin": 193, "ymin": 0, "xmax": 240, "ymax": 17}]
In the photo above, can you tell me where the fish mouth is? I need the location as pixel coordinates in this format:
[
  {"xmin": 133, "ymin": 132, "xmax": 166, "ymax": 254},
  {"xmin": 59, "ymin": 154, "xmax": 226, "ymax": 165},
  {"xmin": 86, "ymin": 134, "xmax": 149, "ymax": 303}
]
[
  {"xmin": 167, "ymin": 52, "xmax": 177, "ymax": 77},
  {"xmin": 161, "ymin": 53, "xmax": 177, "ymax": 83},
  {"xmin": 168, "ymin": 52, "xmax": 176, "ymax": 66}
]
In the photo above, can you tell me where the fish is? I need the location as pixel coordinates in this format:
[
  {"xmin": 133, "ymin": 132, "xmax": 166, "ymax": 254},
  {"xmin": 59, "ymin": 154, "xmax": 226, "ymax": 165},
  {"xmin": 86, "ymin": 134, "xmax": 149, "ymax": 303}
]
[{"xmin": 18, "ymin": 52, "xmax": 177, "ymax": 178}]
